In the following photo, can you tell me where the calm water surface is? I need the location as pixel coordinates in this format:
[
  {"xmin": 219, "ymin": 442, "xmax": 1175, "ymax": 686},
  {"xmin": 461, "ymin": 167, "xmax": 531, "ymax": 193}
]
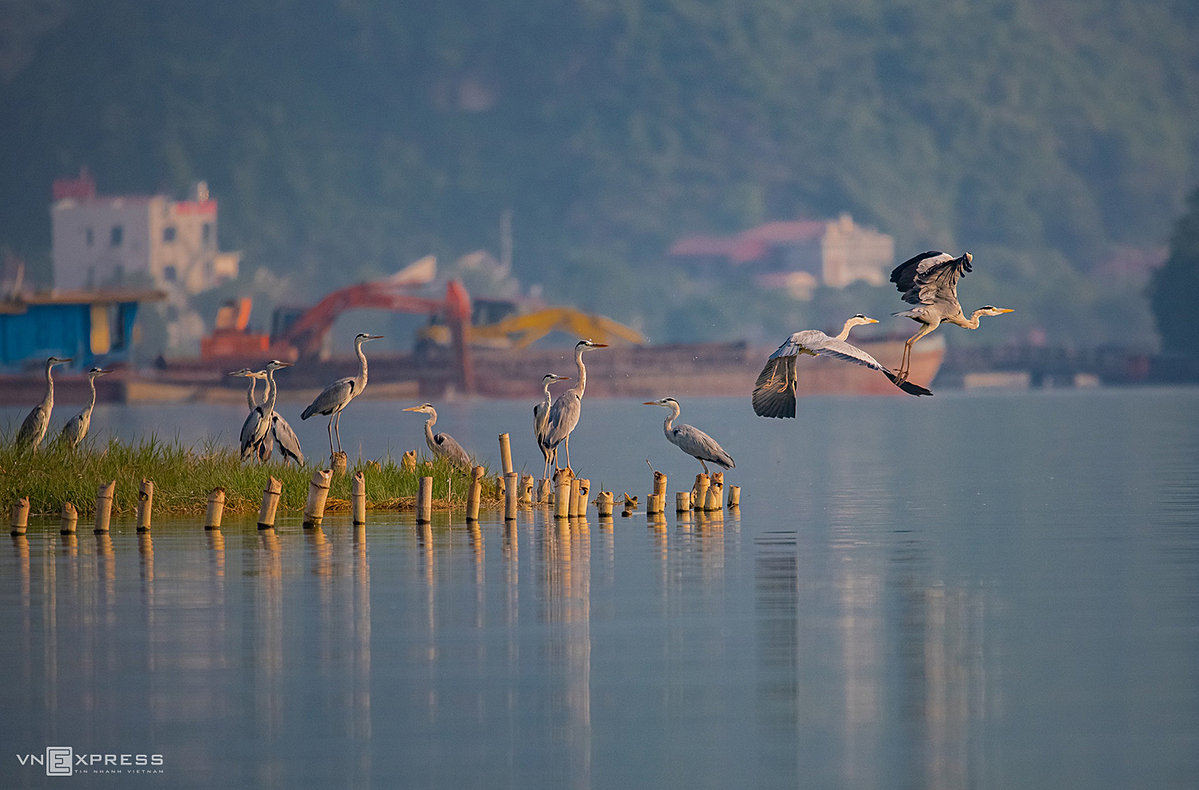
[{"xmin": 2, "ymin": 389, "xmax": 1198, "ymax": 788}]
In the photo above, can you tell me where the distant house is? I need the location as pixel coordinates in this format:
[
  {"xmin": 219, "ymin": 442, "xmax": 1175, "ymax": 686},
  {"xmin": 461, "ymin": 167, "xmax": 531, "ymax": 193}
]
[
  {"xmin": 668, "ymin": 213, "xmax": 894, "ymax": 298},
  {"xmin": 0, "ymin": 288, "xmax": 163, "ymax": 372},
  {"xmin": 50, "ymin": 169, "xmax": 241, "ymax": 352}
]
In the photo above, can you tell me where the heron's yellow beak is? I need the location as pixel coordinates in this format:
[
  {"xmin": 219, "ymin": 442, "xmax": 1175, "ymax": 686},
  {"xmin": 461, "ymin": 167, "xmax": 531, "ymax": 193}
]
[
  {"xmin": 402, "ymin": 406, "xmax": 420, "ymax": 412},
  {"xmin": 999, "ymin": 308, "xmax": 1015, "ymax": 313},
  {"xmin": 642, "ymin": 401, "xmax": 659, "ymax": 406},
  {"xmin": 867, "ymin": 318, "xmax": 879, "ymax": 323},
  {"xmin": 591, "ymin": 343, "xmax": 609, "ymax": 348}
]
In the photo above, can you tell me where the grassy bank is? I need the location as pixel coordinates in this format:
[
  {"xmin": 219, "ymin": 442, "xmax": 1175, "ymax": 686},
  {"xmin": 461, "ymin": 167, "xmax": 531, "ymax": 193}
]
[{"xmin": 1, "ymin": 436, "xmax": 498, "ymax": 517}]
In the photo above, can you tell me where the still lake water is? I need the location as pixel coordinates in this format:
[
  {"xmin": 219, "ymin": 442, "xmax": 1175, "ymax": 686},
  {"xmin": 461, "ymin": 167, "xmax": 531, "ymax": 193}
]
[{"xmin": 2, "ymin": 388, "xmax": 1198, "ymax": 788}]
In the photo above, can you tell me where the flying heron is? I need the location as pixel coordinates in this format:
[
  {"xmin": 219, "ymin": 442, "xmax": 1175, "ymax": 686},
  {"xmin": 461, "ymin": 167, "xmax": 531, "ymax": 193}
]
[
  {"xmin": 231, "ymin": 368, "xmax": 304, "ymax": 465},
  {"xmin": 644, "ymin": 397, "xmax": 735, "ymax": 474},
  {"xmin": 240, "ymin": 360, "xmax": 291, "ymax": 462},
  {"xmin": 753, "ymin": 314, "xmax": 933, "ymax": 419},
  {"xmin": 59, "ymin": 367, "xmax": 110, "ymax": 448},
  {"xmin": 16, "ymin": 356, "xmax": 72, "ymax": 449},
  {"xmin": 890, "ymin": 251, "xmax": 1014, "ymax": 383},
  {"xmin": 543, "ymin": 339, "xmax": 608, "ymax": 474},
  {"xmin": 402, "ymin": 403, "xmax": 473, "ymax": 470},
  {"xmin": 533, "ymin": 373, "xmax": 570, "ymax": 479},
  {"xmin": 301, "ymin": 333, "xmax": 383, "ymax": 456}
]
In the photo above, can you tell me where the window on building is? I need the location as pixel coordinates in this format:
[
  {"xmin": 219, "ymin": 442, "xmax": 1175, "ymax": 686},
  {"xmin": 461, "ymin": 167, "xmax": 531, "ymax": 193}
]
[
  {"xmin": 110, "ymin": 225, "xmax": 123, "ymax": 247},
  {"xmin": 86, "ymin": 227, "xmax": 94, "ymax": 247},
  {"xmin": 163, "ymin": 265, "xmax": 177, "ymax": 282},
  {"xmin": 163, "ymin": 225, "xmax": 177, "ymax": 243},
  {"xmin": 202, "ymin": 222, "xmax": 212, "ymax": 245}
]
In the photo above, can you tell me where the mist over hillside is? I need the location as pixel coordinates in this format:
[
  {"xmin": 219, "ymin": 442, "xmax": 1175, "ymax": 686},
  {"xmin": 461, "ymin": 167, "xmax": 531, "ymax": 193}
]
[{"xmin": 2, "ymin": 0, "xmax": 1196, "ymax": 347}]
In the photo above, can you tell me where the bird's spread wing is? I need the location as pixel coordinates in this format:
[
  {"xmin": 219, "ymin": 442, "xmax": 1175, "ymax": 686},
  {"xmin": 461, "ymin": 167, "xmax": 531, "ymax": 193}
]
[
  {"xmin": 302, "ymin": 378, "xmax": 355, "ymax": 419},
  {"xmin": 752, "ymin": 355, "xmax": 797, "ymax": 418},
  {"xmin": 803, "ymin": 337, "xmax": 934, "ymax": 396},
  {"xmin": 672, "ymin": 424, "xmax": 735, "ymax": 469},
  {"xmin": 890, "ymin": 251, "xmax": 971, "ymax": 307}
]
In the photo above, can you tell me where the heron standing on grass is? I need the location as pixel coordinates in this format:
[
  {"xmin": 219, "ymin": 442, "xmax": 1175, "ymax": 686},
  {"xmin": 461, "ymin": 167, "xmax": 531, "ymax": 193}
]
[
  {"xmin": 59, "ymin": 367, "xmax": 110, "ymax": 448},
  {"xmin": 16, "ymin": 356, "xmax": 72, "ymax": 449},
  {"xmin": 402, "ymin": 403, "xmax": 474, "ymax": 470},
  {"xmin": 753, "ymin": 314, "xmax": 933, "ymax": 419},
  {"xmin": 302, "ymin": 333, "xmax": 383, "ymax": 457},
  {"xmin": 544, "ymin": 339, "xmax": 608, "ymax": 474},
  {"xmin": 534, "ymin": 373, "xmax": 570, "ymax": 478},
  {"xmin": 240, "ymin": 360, "xmax": 291, "ymax": 462},
  {"xmin": 890, "ymin": 251, "xmax": 1014, "ymax": 383},
  {"xmin": 643, "ymin": 397, "xmax": 735, "ymax": 474},
  {"xmin": 230, "ymin": 368, "xmax": 304, "ymax": 465}
]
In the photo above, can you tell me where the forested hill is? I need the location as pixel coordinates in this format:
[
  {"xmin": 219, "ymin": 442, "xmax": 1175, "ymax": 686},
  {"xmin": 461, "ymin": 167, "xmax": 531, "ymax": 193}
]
[{"xmin": 2, "ymin": 0, "xmax": 1197, "ymax": 345}]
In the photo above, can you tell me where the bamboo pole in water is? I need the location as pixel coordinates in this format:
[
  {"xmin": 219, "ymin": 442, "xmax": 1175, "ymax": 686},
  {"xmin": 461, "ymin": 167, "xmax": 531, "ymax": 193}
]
[
  {"xmin": 676, "ymin": 491, "xmax": 692, "ymax": 513},
  {"xmin": 653, "ymin": 470, "xmax": 668, "ymax": 498},
  {"xmin": 303, "ymin": 468, "xmax": 333, "ymax": 528},
  {"xmin": 60, "ymin": 502, "xmax": 78, "ymax": 535},
  {"xmin": 94, "ymin": 481, "xmax": 115, "ymax": 534},
  {"xmin": 9, "ymin": 497, "xmax": 29, "ymax": 536},
  {"xmin": 519, "ymin": 474, "xmax": 534, "ymax": 506},
  {"xmin": 136, "ymin": 479, "xmax": 154, "ymax": 532},
  {"xmin": 416, "ymin": 476, "xmax": 433, "ymax": 523},
  {"xmin": 352, "ymin": 471, "xmax": 367, "ymax": 525},
  {"xmin": 498, "ymin": 433, "xmax": 514, "ymax": 477},
  {"xmin": 331, "ymin": 451, "xmax": 348, "ymax": 478},
  {"xmin": 555, "ymin": 473, "xmax": 572, "ymax": 519},
  {"xmin": 505, "ymin": 472, "xmax": 519, "ymax": 521},
  {"xmin": 577, "ymin": 479, "xmax": 591, "ymax": 518},
  {"xmin": 596, "ymin": 491, "xmax": 614, "ymax": 517},
  {"xmin": 466, "ymin": 466, "xmax": 484, "ymax": 522},
  {"xmin": 257, "ymin": 477, "xmax": 282, "ymax": 530},
  {"xmin": 691, "ymin": 474, "xmax": 710, "ymax": 513},
  {"xmin": 205, "ymin": 488, "xmax": 226, "ymax": 530},
  {"xmin": 727, "ymin": 485, "xmax": 741, "ymax": 509}
]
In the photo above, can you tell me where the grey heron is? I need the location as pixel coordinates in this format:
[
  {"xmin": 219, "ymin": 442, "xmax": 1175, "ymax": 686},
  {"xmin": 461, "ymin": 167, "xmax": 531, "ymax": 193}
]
[
  {"xmin": 890, "ymin": 251, "xmax": 1013, "ymax": 383},
  {"xmin": 240, "ymin": 360, "xmax": 291, "ymax": 461},
  {"xmin": 533, "ymin": 373, "xmax": 570, "ymax": 478},
  {"xmin": 59, "ymin": 367, "xmax": 110, "ymax": 448},
  {"xmin": 753, "ymin": 314, "xmax": 933, "ymax": 419},
  {"xmin": 402, "ymin": 403, "xmax": 474, "ymax": 470},
  {"xmin": 301, "ymin": 333, "xmax": 383, "ymax": 456},
  {"xmin": 16, "ymin": 356, "xmax": 72, "ymax": 449},
  {"xmin": 643, "ymin": 397, "xmax": 735, "ymax": 474},
  {"xmin": 231, "ymin": 368, "xmax": 304, "ymax": 465},
  {"xmin": 543, "ymin": 339, "xmax": 608, "ymax": 473}
]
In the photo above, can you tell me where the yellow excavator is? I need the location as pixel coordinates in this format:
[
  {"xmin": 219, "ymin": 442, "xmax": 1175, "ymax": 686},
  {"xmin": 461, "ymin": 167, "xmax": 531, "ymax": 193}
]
[{"xmin": 417, "ymin": 297, "xmax": 645, "ymax": 351}]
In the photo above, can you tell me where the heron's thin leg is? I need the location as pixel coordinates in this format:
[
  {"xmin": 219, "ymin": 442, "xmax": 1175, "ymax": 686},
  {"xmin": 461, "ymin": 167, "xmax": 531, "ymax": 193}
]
[
  {"xmin": 563, "ymin": 436, "xmax": 573, "ymax": 474},
  {"xmin": 700, "ymin": 459, "xmax": 709, "ymax": 474},
  {"xmin": 334, "ymin": 410, "xmax": 343, "ymax": 453},
  {"xmin": 327, "ymin": 415, "xmax": 335, "ymax": 457}
]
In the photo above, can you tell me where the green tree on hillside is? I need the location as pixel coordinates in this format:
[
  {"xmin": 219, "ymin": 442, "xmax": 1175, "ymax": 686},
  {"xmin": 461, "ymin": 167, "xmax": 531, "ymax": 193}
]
[{"xmin": 1149, "ymin": 187, "xmax": 1199, "ymax": 357}]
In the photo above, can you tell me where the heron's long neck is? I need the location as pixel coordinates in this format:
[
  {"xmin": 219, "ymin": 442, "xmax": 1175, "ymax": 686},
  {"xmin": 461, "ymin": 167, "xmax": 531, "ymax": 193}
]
[
  {"xmin": 834, "ymin": 319, "xmax": 857, "ymax": 342},
  {"xmin": 263, "ymin": 369, "xmax": 278, "ymax": 417},
  {"xmin": 84, "ymin": 374, "xmax": 98, "ymax": 418},
  {"xmin": 42, "ymin": 361, "xmax": 55, "ymax": 411},
  {"xmin": 246, "ymin": 377, "xmax": 261, "ymax": 409},
  {"xmin": 572, "ymin": 347, "xmax": 587, "ymax": 399},
  {"xmin": 354, "ymin": 339, "xmax": 369, "ymax": 393},
  {"xmin": 424, "ymin": 414, "xmax": 437, "ymax": 449},
  {"xmin": 948, "ymin": 311, "xmax": 985, "ymax": 330},
  {"xmin": 663, "ymin": 403, "xmax": 680, "ymax": 435}
]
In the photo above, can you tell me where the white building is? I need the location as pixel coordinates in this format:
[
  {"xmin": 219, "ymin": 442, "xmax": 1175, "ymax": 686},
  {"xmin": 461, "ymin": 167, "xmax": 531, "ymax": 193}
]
[{"xmin": 50, "ymin": 169, "xmax": 240, "ymax": 351}]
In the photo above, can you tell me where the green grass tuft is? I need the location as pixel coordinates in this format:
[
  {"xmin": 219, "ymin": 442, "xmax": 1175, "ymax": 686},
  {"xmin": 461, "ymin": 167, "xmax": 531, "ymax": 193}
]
[{"xmin": 1, "ymin": 434, "xmax": 498, "ymax": 516}]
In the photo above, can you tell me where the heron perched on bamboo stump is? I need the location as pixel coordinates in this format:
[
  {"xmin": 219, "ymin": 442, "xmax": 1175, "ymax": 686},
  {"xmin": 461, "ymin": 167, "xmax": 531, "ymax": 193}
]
[
  {"xmin": 402, "ymin": 403, "xmax": 474, "ymax": 471},
  {"xmin": 543, "ymin": 340, "xmax": 608, "ymax": 474}
]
